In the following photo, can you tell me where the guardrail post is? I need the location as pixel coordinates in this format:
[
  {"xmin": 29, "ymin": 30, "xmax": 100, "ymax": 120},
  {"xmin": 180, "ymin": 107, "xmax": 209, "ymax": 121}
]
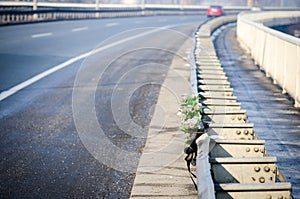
[
  {"xmin": 95, "ymin": 0, "xmax": 100, "ymax": 18},
  {"xmin": 196, "ymin": 133, "xmax": 215, "ymax": 199},
  {"xmin": 141, "ymin": 0, "xmax": 145, "ymax": 16},
  {"xmin": 33, "ymin": 0, "xmax": 38, "ymax": 20},
  {"xmin": 296, "ymin": 45, "xmax": 300, "ymax": 107},
  {"xmin": 273, "ymin": 36, "xmax": 278, "ymax": 84},
  {"xmin": 282, "ymin": 42, "xmax": 287, "ymax": 94}
]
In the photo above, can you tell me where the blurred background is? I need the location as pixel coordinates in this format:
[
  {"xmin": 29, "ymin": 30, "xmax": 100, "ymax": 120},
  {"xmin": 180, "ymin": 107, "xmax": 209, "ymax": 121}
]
[{"xmin": 0, "ymin": 0, "xmax": 299, "ymax": 7}]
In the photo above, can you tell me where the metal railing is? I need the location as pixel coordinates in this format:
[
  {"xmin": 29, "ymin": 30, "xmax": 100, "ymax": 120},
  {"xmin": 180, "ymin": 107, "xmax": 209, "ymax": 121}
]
[
  {"xmin": 237, "ymin": 11, "xmax": 300, "ymax": 107},
  {"xmin": 0, "ymin": 8, "xmax": 144, "ymax": 24},
  {"xmin": 194, "ymin": 16, "xmax": 293, "ymax": 198},
  {"xmin": 0, "ymin": 7, "xmax": 192, "ymax": 25},
  {"xmin": 0, "ymin": 1, "xmax": 251, "ymax": 25},
  {"xmin": 1, "ymin": 1, "xmax": 299, "ymax": 25}
]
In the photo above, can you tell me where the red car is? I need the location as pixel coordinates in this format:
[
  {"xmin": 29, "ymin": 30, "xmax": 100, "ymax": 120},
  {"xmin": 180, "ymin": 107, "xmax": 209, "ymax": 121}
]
[{"xmin": 206, "ymin": 5, "xmax": 223, "ymax": 17}]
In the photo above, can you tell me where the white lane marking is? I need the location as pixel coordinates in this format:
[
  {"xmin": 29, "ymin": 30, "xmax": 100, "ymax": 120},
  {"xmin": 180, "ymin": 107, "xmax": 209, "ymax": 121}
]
[
  {"xmin": 72, "ymin": 27, "xmax": 88, "ymax": 32},
  {"xmin": 135, "ymin": 20, "xmax": 144, "ymax": 24},
  {"xmin": 31, "ymin": 32, "xmax": 53, "ymax": 38},
  {"xmin": 158, "ymin": 19, "xmax": 167, "ymax": 22},
  {"xmin": 0, "ymin": 25, "xmax": 174, "ymax": 101},
  {"xmin": 105, "ymin": 22, "xmax": 119, "ymax": 27}
]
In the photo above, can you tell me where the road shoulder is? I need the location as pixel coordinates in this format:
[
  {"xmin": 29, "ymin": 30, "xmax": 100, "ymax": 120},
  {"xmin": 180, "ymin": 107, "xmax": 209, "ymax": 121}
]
[{"xmin": 130, "ymin": 38, "xmax": 197, "ymax": 198}]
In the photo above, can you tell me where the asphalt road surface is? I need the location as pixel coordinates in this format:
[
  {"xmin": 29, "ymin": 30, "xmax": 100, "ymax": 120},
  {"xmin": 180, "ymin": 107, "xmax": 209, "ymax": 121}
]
[{"xmin": 0, "ymin": 15, "xmax": 206, "ymax": 198}]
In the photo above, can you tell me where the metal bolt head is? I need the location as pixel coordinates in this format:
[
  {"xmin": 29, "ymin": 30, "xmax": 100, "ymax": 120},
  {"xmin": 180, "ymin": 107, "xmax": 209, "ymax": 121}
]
[
  {"xmin": 246, "ymin": 147, "xmax": 250, "ymax": 152},
  {"xmin": 238, "ymin": 116, "xmax": 242, "ymax": 120},
  {"xmin": 254, "ymin": 147, "xmax": 259, "ymax": 152},
  {"xmin": 266, "ymin": 195, "xmax": 272, "ymax": 199},
  {"xmin": 259, "ymin": 177, "xmax": 265, "ymax": 183},
  {"xmin": 244, "ymin": 130, "xmax": 249, "ymax": 135},
  {"xmin": 277, "ymin": 195, "xmax": 283, "ymax": 199},
  {"xmin": 236, "ymin": 130, "xmax": 241, "ymax": 135},
  {"xmin": 254, "ymin": 166, "xmax": 260, "ymax": 172},
  {"xmin": 231, "ymin": 116, "xmax": 235, "ymax": 120},
  {"xmin": 264, "ymin": 166, "xmax": 270, "ymax": 172}
]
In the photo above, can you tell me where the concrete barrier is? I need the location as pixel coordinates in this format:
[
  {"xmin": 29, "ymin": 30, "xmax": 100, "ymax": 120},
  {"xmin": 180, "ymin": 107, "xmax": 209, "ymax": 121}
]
[{"xmin": 237, "ymin": 11, "xmax": 300, "ymax": 107}]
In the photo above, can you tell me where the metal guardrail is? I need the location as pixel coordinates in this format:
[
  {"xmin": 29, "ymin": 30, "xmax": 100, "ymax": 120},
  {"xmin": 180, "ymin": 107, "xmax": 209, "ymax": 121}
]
[
  {"xmin": 193, "ymin": 16, "xmax": 292, "ymax": 198},
  {"xmin": 0, "ymin": 7, "xmax": 195, "ymax": 25},
  {"xmin": 0, "ymin": 8, "xmax": 144, "ymax": 24},
  {"xmin": 1, "ymin": 1, "xmax": 298, "ymax": 26},
  {"xmin": 237, "ymin": 11, "xmax": 300, "ymax": 107},
  {"xmin": 0, "ymin": 2, "xmax": 251, "ymax": 25}
]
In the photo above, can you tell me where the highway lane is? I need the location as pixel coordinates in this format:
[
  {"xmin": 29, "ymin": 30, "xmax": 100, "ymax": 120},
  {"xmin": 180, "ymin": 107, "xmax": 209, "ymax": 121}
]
[
  {"xmin": 0, "ymin": 16, "xmax": 205, "ymax": 116},
  {"xmin": 0, "ymin": 15, "xmax": 206, "ymax": 198},
  {"xmin": 0, "ymin": 16, "xmax": 199, "ymax": 92}
]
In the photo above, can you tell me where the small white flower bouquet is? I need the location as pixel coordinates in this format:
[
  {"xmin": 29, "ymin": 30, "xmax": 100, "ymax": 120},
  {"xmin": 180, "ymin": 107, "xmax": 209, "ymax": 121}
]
[{"xmin": 178, "ymin": 93, "xmax": 206, "ymax": 144}]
